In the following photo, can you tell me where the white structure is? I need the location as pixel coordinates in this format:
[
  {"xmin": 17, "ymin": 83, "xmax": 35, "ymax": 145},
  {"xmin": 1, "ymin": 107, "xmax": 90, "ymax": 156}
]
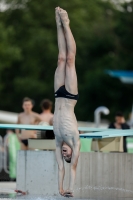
[
  {"xmin": 94, "ymin": 106, "xmax": 110, "ymax": 127},
  {"xmin": 0, "ymin": 110, "xmax": 18, "ymax": 123}
]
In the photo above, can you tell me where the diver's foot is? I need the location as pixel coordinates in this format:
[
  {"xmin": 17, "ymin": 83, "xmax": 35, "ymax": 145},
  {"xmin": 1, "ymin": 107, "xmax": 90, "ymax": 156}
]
[
  {"xmin": 59, "ymin": 8, "xmax": 70, "ymax": 27},
  {"xmin": 55, "ymin": 7, "xmax": 62, "ymax": 26}
]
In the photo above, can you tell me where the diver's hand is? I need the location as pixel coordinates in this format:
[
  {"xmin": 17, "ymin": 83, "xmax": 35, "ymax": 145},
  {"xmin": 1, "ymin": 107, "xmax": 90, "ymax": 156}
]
[
  {"xmin": 59, "ymin": 188, "xmax": 65, "ymax": 196},
  {"xmin": 63, "ymin": 189, "xmax": 74, "ymax": 197}
]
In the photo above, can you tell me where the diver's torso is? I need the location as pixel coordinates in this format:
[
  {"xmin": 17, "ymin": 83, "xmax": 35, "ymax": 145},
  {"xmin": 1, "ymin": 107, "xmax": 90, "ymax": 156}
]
[{"xmin": 53, "ymin": 98, "xmax": 79, "ymax": 144}]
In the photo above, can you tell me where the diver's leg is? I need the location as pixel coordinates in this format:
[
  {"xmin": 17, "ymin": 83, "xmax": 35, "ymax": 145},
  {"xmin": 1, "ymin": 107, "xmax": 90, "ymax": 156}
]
[
  {"xmin": 59, "ymin": 8, "xmax": 78, "ymax": 94},
  {"xmin": 54, "ymin": 7, "xmax": 67, "ymax": 92}
]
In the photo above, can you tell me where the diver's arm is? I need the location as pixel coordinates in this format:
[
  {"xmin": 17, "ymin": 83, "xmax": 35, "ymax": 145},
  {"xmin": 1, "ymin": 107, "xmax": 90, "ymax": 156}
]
[
  {"xmin": 55, "ymin": 137, "xmax": 65, "ymax": 195},
  {"xmin": 69, "ymin": 140, "xmax": 80, "ymax": 192}
]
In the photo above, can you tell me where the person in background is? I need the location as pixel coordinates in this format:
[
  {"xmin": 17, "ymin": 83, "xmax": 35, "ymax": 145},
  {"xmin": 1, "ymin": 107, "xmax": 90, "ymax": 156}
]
[
  {"xmin": 5, "ymin": 130, "xmax": 20, "ymax": 181},
  {"xmin": 39, "ymin": 99, "xmax": 54, "ymax": 139},
  {"xmin": 16, "ymin": 97, "xmax": 42, "ymax": 150},
  {"xmin": 40, "ymin": 99, "xmax": 54, "ymax": 125},
  {"xmin": 108, "ymin": 112, "xmax": 130, "ymax": 152}
]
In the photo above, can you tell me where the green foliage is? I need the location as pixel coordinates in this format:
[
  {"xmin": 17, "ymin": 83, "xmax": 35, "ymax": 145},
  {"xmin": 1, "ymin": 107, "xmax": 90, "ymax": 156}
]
[{"xmin": 0, "ymin": 0, "xmax": 133, "ymax": 122}]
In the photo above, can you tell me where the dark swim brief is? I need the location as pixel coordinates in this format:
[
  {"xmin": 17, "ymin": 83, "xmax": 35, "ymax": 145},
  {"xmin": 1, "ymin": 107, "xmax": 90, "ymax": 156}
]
[
  {"xmin": 21, "ymin": 139, "xmax": 28, "ymax": 147},
  {"xmin": 55, "ymin": 85, "xmax": 79, "ymax": 100}
]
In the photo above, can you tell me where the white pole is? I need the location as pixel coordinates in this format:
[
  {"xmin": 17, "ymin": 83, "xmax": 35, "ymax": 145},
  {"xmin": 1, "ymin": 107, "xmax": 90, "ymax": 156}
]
[{"xmin": 94, "ymin": 106, "xmax": 110, "ymax": 128}]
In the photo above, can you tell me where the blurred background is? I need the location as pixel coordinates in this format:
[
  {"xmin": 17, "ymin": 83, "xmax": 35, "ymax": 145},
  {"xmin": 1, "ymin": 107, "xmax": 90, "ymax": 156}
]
[
  {"xmin": 0, "ymin": 0, "xmax": 133, "ymax": 121},
  {"xmin": 0, "ymin": 0, "xmax": 133, "ymax": 181}
]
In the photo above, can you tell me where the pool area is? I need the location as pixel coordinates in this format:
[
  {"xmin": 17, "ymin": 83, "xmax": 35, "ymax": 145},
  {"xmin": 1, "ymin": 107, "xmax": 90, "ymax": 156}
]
[
  {"xmin": 0, "ymin": 193, "xmax": 133, "ymax": 200},
  {"xmin": 0, "ymin": 182, "xmax": 133, "ymax": 200},
  {"xmin": 1, "ymin": 151, "xmax": 133, "ymax": 200}
]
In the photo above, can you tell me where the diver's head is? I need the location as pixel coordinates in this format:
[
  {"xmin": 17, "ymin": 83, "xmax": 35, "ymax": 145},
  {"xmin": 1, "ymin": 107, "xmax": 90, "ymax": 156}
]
[{"xmin": 62, "ymin": 142, "xmax": 72, "ymax": 163}]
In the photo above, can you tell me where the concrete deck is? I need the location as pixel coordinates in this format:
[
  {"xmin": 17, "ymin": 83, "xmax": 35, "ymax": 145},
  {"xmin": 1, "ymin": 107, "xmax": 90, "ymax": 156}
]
[
  {"xmin": 0, "ymin": 194, "xmax": 133, "ymax": 200},
  {"xmin": 0, "ymin": 182, "xmax": 133, "ymax": 200},
  {"xmin": 16, "ymin": 151, "xmax": 133, "ymax": 199},
  {"xmin": 0, "ymin": 181, "xmax": 16, "ymax": 192}
]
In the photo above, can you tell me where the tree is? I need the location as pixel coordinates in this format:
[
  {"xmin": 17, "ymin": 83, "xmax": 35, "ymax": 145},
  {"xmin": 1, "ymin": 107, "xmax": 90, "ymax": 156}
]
[{"xmin": 0, "ymin": 0, "xmax": 132, "ymax": 122}]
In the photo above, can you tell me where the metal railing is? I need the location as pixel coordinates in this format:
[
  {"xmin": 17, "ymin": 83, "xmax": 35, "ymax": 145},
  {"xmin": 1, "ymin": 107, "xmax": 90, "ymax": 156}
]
[{"xmin": 0, "ymin": 136, "xmax": 2, "ymax": 172}]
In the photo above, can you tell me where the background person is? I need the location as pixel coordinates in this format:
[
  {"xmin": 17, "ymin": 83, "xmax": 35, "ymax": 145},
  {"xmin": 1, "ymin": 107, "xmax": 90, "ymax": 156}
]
[
  {"xmin": 7, "ymin": 130, "xmax": 20, "ymax": 181},
  {"xmin": 40, "ymin": 99, "xmax": 53, "ymax": 125},
  {"xmin": 108, "ymin": 111, "xmax": 130, "ymax": 152},
  {"xmin": 16, "ymin": 97, "xmax": 42, "ymax": 150},
  {"xmin": 39, "ymin": 99, "xmax": 54, "ymax": 139}
]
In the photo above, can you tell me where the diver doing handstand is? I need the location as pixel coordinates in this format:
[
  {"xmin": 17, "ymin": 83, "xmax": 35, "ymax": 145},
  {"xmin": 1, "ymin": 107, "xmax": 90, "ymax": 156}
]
[{"xmin": 53, "ymin": 7, "xmax": 80, "ymax": 197}]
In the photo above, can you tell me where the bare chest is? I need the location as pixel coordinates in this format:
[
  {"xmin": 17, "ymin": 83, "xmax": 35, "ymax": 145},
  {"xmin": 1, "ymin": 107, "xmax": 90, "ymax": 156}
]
[{"xmin": 20, "ymin": 115, "xmax": 36, "ymax": 125}]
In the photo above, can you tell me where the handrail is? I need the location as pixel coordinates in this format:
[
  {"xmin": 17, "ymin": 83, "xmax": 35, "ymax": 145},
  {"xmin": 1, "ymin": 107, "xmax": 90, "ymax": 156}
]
[
  {"xmin": 3, "ymin": 135, "xmax": 9, "ymax": 174},
  {"xmin": 0, "ymin": 136, "xmax": 2, "ymax": 172}
]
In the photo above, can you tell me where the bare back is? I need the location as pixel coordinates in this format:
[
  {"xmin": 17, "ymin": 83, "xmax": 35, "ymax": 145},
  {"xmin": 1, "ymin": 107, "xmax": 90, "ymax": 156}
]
[{"xmin": 40, "ymin": 112, "xmax": 53, "ymax": 125}]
